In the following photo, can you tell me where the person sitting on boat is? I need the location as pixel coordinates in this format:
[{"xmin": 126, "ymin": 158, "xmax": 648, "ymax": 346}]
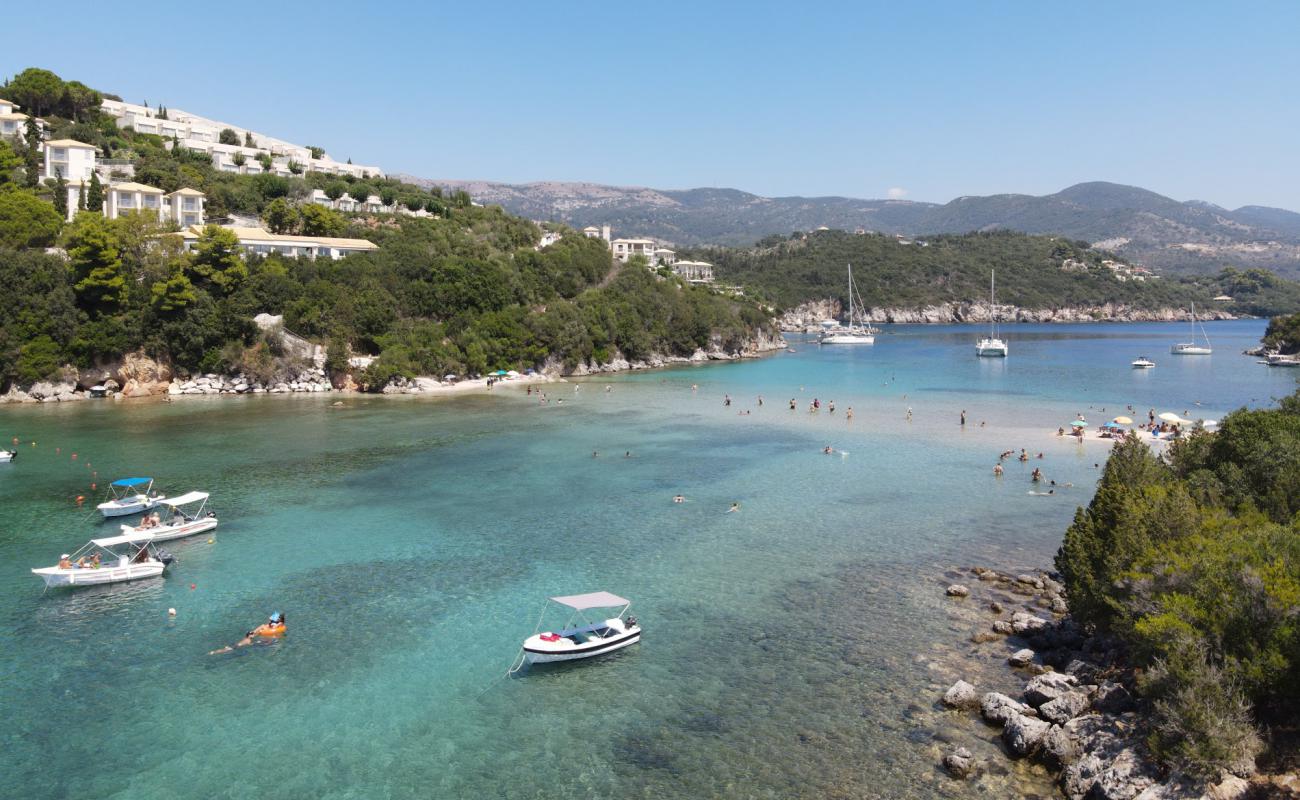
[
  {"xmin": 209, "ymin": 613, "xmax": 286, "ymax": 655},
  {"xmin": 133, "ymin": 547, "xmax": 152, "ymax": 564},
  {"xmin": 58, "ymin": 554, "xmax": 73, "ymax": 569},
  {"xmin": 171, "ymin": 509, "xmax": 186, "ymax": 525},
  {"xmin": 88, "ymin": 553, "xmax": 101, "ymax": 569}
]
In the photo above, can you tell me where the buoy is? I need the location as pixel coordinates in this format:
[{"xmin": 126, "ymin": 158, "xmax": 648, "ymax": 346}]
[
  {"xmin": 71, "ymin": 453, "xmax": 76, "ymax": 460},
  {"xmin": 168, "ymin": 608, "xmax": 177, "ymax": 617},
  {"xmin": 76, "ymin": 495, "xmax": 85, "ymax": 505},
  {"xmin": 207, "ymin": 538, "xmax": 214, "ymax": 544},
  {"xmin": 190, "ymin": 584, "xmax": 196, "ymax": 590},
  {"xmin": 91, "ymin": 483, "xmax": 96, "ymax": 490}
]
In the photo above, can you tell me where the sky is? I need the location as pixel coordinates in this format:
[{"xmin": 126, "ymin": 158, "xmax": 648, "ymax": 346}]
[{"xmin": 5, "ymin": 1, "xmax": 1300, "ymax": 209}]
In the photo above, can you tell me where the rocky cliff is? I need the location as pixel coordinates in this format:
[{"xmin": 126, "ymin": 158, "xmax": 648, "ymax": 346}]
[{"xmin": 778, "ymin": 300, "xmax": 1238, "ymax": 331}]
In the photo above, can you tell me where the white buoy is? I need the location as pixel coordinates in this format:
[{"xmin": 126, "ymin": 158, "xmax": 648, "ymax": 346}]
[{"xmin": 168, "ymin": 608, "xmax": 177, "ymax": 617}]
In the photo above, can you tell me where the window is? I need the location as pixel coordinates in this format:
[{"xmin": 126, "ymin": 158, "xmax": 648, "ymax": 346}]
[
  {"xmin": 118, "ymin": 194, "xmax": 134, "ymax": 207},
  {"xmin": 144, "ymin": 196, "xmax": 159, "ymax": 208},
  {"xmin": 182, "ymin": 198, "xmax": 197, "ymax": 211},
  {"xmin": 52, "ymin": 148, "xmax": 66, "ymax": 159}
]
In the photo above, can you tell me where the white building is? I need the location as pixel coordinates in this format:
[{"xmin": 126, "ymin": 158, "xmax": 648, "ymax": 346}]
[
  {"xmin": 537, "ymin": 231, "xmax": 562, "ymax": 249},
  {"xmin": 181, "ymin": 226, "xmax": 378, "ymax": 260},
  {"xmin": 653, "ymin": 247, "xmax": 676, "ymax": 267},
  {"xmin": 610, "ymin": 237, "xmax": 657, "ymax": 263},
  {"xmin": 0, "ymin": 98, "xmax": 42, "ymax": 138},
  {"xmin": 672, "ymin": 260, "xmax": 715, "ymax": 283},
  {"xmin": 105, "ymin": 181, "xmax": 166, "ymax": 219},
  {"xmin": 167, "ymin": 188, "xmax": 206, "ymax": 227},
  {"xmin": 44, "ymin": 139, "xmax": 97, "ymax": 183}
]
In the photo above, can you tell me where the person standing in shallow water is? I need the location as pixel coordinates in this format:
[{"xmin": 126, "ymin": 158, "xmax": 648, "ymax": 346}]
[{"xmin": 960, "ymin": 410, "xmax": 967, "ymax": 426}]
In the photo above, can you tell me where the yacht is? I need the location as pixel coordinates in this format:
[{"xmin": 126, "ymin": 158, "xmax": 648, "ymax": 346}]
[
  {"xmin": 1170, "ymin": 303, "xmax": 1212, "ymax": 355},
  {"xmin": 819, "ymin": 264, "xmax": 876, "ymax": 345},
  {"xmin": 1266, "ymin": 353, "xmax": 1300, "ymax": 368},
  {"xmin": 976, "ymin": 271, "xmax": 1008, "ymax": 357}
]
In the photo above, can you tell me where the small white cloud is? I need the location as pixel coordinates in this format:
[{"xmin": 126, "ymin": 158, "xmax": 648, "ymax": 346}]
[{"xmin": 887, "ymin": 187, "xmax": 908, "ymax": 199}]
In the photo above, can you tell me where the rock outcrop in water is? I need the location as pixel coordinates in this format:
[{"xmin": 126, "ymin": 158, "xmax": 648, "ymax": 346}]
[
  {"xmin": 779, "ymin": 300, "xmax": 1238, "ymax": 332},
  {"xmin": 936, "ymin": 567, "xmax": 1271, "ymax": 800}
]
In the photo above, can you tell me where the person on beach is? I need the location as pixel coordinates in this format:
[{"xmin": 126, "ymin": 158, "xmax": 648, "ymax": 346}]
[{"xmin": 210, "ymin": 613, "xmax": 286, "ymax": 655}]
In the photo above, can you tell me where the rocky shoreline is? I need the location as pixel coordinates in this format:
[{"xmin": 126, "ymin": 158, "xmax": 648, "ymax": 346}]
[
  {"xmin": 936, "ymin": 566, "xmax": 1290, "ymax": 800},
  {"xmin": 780, "ymin": 300, "xmax": 1239, "ymax": 331},
  {"xmin": 0, "ymin": 331, "xmax": 788, "ymax": 404}
]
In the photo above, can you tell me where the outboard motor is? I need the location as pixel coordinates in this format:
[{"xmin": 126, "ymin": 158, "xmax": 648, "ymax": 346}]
[{"xmin": 156, "ymin": 549, "xmax": 176, "ymax": 565}]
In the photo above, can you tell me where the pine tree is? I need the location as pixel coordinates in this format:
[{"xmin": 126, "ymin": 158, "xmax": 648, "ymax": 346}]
[{"xmin": 86, "ymin": 172, "xmax": 104, "ymax": 212}]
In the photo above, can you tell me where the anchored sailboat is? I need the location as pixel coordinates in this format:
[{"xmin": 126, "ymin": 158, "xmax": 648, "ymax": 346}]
[
  {"xmin": 1170, "ymin": 302, "xmax": 1212, "ymax": 355},
  {"xmin": 976, "ymin": 271, "xmax": 1008, "ymax": 357},
  {"xmin": 819, "ymin": 264, "xmax": 876, "ymax": 344}
]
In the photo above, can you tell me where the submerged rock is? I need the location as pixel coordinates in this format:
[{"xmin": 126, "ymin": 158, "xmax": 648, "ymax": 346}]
[
  {"xmin": 942, "ymin": 680, "xmax": 979, "ymax": 710},
  {"xmin": 946, "ymin": 584, "xmax": 970, "ymax": 597},
  {"xmin": 1012, "ymin": 611, "xmax": 1051, "ymax": 634},
  {"xmin": 1009, "ymin": 648, "xmax": 1036, "ymax": 667},
  {"xmin": 943, "ymin": 746, "xmax": 976, "ymax": 778}
]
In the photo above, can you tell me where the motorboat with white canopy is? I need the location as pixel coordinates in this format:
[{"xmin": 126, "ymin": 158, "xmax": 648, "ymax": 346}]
[
  {"xmin": 97, "ymin": 477, "xmax": 165, "ymax": 518},
  {"xmin": 31, "ymin": 535, "xmax": 175, "ymax": 588},
  {"xmin": 522, "ymin": 591, "xmax": 641, "ymax": 664},
  {"xmin": 0, "ymin": 449, "xmax": 14, "ymax": 463},
  {"xmin": 116, "ymin": 491, "xmax": 217, "ymax": 543}
]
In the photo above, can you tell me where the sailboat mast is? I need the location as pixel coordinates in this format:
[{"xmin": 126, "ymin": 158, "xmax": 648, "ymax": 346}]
[{"xmin": 847, "ymin": 263, "xmax": 854, "ymax": 328}]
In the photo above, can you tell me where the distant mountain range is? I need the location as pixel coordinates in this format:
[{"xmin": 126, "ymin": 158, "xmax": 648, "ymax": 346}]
[{"xmin": 394, "ymin": 177, "xmax": 1300, "ymax": 278}]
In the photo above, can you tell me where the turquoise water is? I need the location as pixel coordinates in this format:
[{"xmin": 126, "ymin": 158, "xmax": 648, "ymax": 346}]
[{"xmin": 0, "ymin": 321, "xmax": 1292, "ymax": 799}]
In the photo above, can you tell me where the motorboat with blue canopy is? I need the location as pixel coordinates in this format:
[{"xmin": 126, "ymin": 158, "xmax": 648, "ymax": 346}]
[
  {"xmin": 116, "ymin": 491, "xmax": 217, "ymax": 543},
  {"xmin": 31, "ymin": 533, "xmax": 175, "ymax": 588},
  {"xmin": 97, "ymin": 477, "xmax": 165, "ymax": 518},
  {"xmin": 522, "ymin": 591, "xmax": 640, "ymax": 664}
]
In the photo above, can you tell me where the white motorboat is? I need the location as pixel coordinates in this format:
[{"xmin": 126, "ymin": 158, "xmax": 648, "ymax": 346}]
[
  {"xmin": 116, "ymin": 492, "xmax": 218, "ymax": 543},
  {"xmin": 819, "ymin": 264, "xmax": 876, "ymax": 345},
  {"xmin": 97, "ymin": 477, "xmax": 165, "ymax": 518},
  {"xmin": 0, "ymin": 449, "xmax": 14, "ymax": 463},
  {"xmin": 32, "ymin": 536, "xmax": 174, "ymax": 588},
  {"xmin": 1171, "ymin": 303, "xmax": 1212, "ymax": 355},
  {"xmin": 522, "ymin": 591, "xmax": 641, "ymax": 664},
  {"xmin": 1131, "ymin": 357, "xmax": 1156, "ymax": 368},
  {"xmin": 1266, "ymin": 352, "xmax": 1300, "ymax": 368},
  {"xmin": 976, "ymin": 270, "xmax": 1008, "ymax": 357}
]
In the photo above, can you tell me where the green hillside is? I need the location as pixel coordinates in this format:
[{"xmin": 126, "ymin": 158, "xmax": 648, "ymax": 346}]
[
  {"xmin": 693, "ymin": 229, "xmax": 1300, "ymax": 316},
  {"xmin": 0, "ymin": 68, "xmax": 774, "ymax": 389}
]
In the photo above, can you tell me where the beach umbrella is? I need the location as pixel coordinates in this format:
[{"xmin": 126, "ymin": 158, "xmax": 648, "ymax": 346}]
[
  {"xmin": 493, "ymin": 370, "xmax": 509, "ymax": 376},
  {"xmin": 1157, "ymin": 412, "xmax": 1183, "ymax": 422},
  {"xmin": 1069, "ymin": 420, "xmax": 1088, "ymax": 428},
  {"xmin": 1113, "ymin": 416, "xmax": 1133, "ymax": 425},
  {"xmin": 1101, "ymin": 421, "xmax": 1123, "ymax": 429},
  {"xmin": 1204, "ymin": 420, "xmax": 1219, "ymax": 427}
]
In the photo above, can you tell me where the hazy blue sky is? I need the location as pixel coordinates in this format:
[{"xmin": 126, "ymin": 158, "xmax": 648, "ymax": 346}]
[{"xmin": 5, "ymin": 1, "xmax": 1298, "ymax": 208}]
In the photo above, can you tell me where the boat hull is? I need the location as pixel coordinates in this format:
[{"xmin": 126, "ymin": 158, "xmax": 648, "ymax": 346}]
[
  {"xmin": 524, "ymin": 629, "xmax": 640, "ymax": 664},
  {"xmin": 819, "ymin": 334, "xmax": 875, "ymax": 345},
  {"xmin": 1170, "ymin": 345, "xmax": 1211, "ymax": 355},
  {"xmin": 32, "ymin": 561, "xmax": 166, "ymax": 588},
  {"xmin": 98, "ymin": 495, "xmax": 163, "ymax": 518},
  {"xmin": 976, "ymin": 341, "xmax": 1008, "ymax": 357},
  {"xmin": 119, "ymin": 517, "xmax": 218, "ymax": 543}
]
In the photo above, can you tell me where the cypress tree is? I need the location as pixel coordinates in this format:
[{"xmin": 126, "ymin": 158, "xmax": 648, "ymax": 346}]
[
  {"xmin": 86, "ymin": 172, "xmax": 104, "ymax": 212},
  {"xmin": 22, "ymin": 116, "xmax": 41, "ymax": 187},
  {"xmin": 78, "ymin": 180, "xmax": 86, "ymax": 211},
  {"xmin": 52, "ymin": 168, "xmax": 68, "ymax": 219}
]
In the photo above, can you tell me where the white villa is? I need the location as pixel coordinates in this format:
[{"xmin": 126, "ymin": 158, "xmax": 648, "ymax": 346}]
[
  {"xmin": 610, "ymin": 237, "xmax": 658, "ymax": 263},
  {"xmin": 672, "ymin": 260, "xmax": 715, "ymax": 283},
  {"xmin": 0, "ymin": 98, "xmax": 42, "ymax": 138},
  {"xmin": 181, "ymin": 226, "xmax": 378, "ymax": 260},
  {"xmin": 99, "ymin": 99, "xmax": 383, "ymax": 180},
  {"xmin": 42, "ymin": 138, "xmax": 207, "ymax": 224}
]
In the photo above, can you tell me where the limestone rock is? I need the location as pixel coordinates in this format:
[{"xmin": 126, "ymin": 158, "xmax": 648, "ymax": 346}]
[
  {"xmin": 945, "ymin": 584, "xmax": 970, "ymax": 597},
  {"xmin": 1008, "ymin": 648, "xmax": 1036, "ymax": 667},
  {"xmin": 980, "ymin": 692, "xmax": 1033, "ymax": 726},
  {"xmin": 1002, "ymin": 712, "xmax": 1052, "ymax": 757},
  {"xmin": 1024, "ymin": 672, "xmax": 1078, "ymax": 707},
  {"xmin": 1093, "ymin": 681, "xmax": 1135, "ymax": 714},
  {"xmin": 1040, "ymin": 691, "xmax": 1090, "ymax": 725},
  {"xmin": 1012, "ymin": 611, "xmax": 1050, "ymax": 635},
  {"xmin": 943, "ymin": 746, "xmax": 976, "ymax": 778},
  {"xmin": 942, "ymin": 680, "xmax": 979, "ymax": 710},
  {"xmin": 993, "ymin": 620, "xmax": 1014, "ymax": 635},
  {"xmin": 1042, "ymin": 723, "xmax": 1081, "ymax": 768}
]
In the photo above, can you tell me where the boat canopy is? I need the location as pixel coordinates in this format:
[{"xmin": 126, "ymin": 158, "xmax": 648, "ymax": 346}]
[
  {"xmin": 160, "ymin": 491, "xmax": 208, "ymax": 507},
  {"xmin": 550, "ymin": 591, "xmax": 629, "ymax": 610},
  {"xmin": 91, "ymin": 532, "xmax": 153, "ymax": 548},
  {"xmin": 111, "ymin": 477, "xmax": 153, "ymax": 487}
]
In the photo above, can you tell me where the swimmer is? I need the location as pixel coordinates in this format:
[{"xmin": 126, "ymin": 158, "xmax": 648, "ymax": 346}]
[
  {"xmin": 592, "ymin": 451, "xmax": 599, "ymax": 458},
  {"xmin": 993, "ymin": 464, "xmax": 1003, "ymax": 476},
  {"xmin": 728, "ymin": 503, "xmax": 740, "ymax": 513},
  {"xmin": 789, "ymin": 398, "xmax": 797, "ymax": 410},
  {"xmin": 673, "ymin": 494, "xmax": 685, "ymax": 504},
  {"xmin": 906, "ymin": 407, "xmax": 912, "ymax": 422},
  {"xmin": 724, "ymin": 394, "xmax": 731, "ymax": 407},
  {"xmin": 846, "ymin": 407, "xmax": 854, "ymax": 421},
  {"xmin": 960, "ymin": 410, "xmax": 966, "ymax": 426},
  {"xmin": 757, "ymin": 395, "xmax": 763, "ymax": 406},
  {"xmin": 823, "ymin": 446, "xmax": 834, "ymax": 454},
  {"xmin": 625, "ymin": 451, "xmax": 632, "ymax": 458},
  {"xmin": 209, "ymin": 612, "xmax": 286, "ymax": 655}
]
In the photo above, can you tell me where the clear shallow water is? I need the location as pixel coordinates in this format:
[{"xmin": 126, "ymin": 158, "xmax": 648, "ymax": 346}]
[{"xmin": 0, "ymin": 320, "xmax": 1292, "ymax": 799}]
